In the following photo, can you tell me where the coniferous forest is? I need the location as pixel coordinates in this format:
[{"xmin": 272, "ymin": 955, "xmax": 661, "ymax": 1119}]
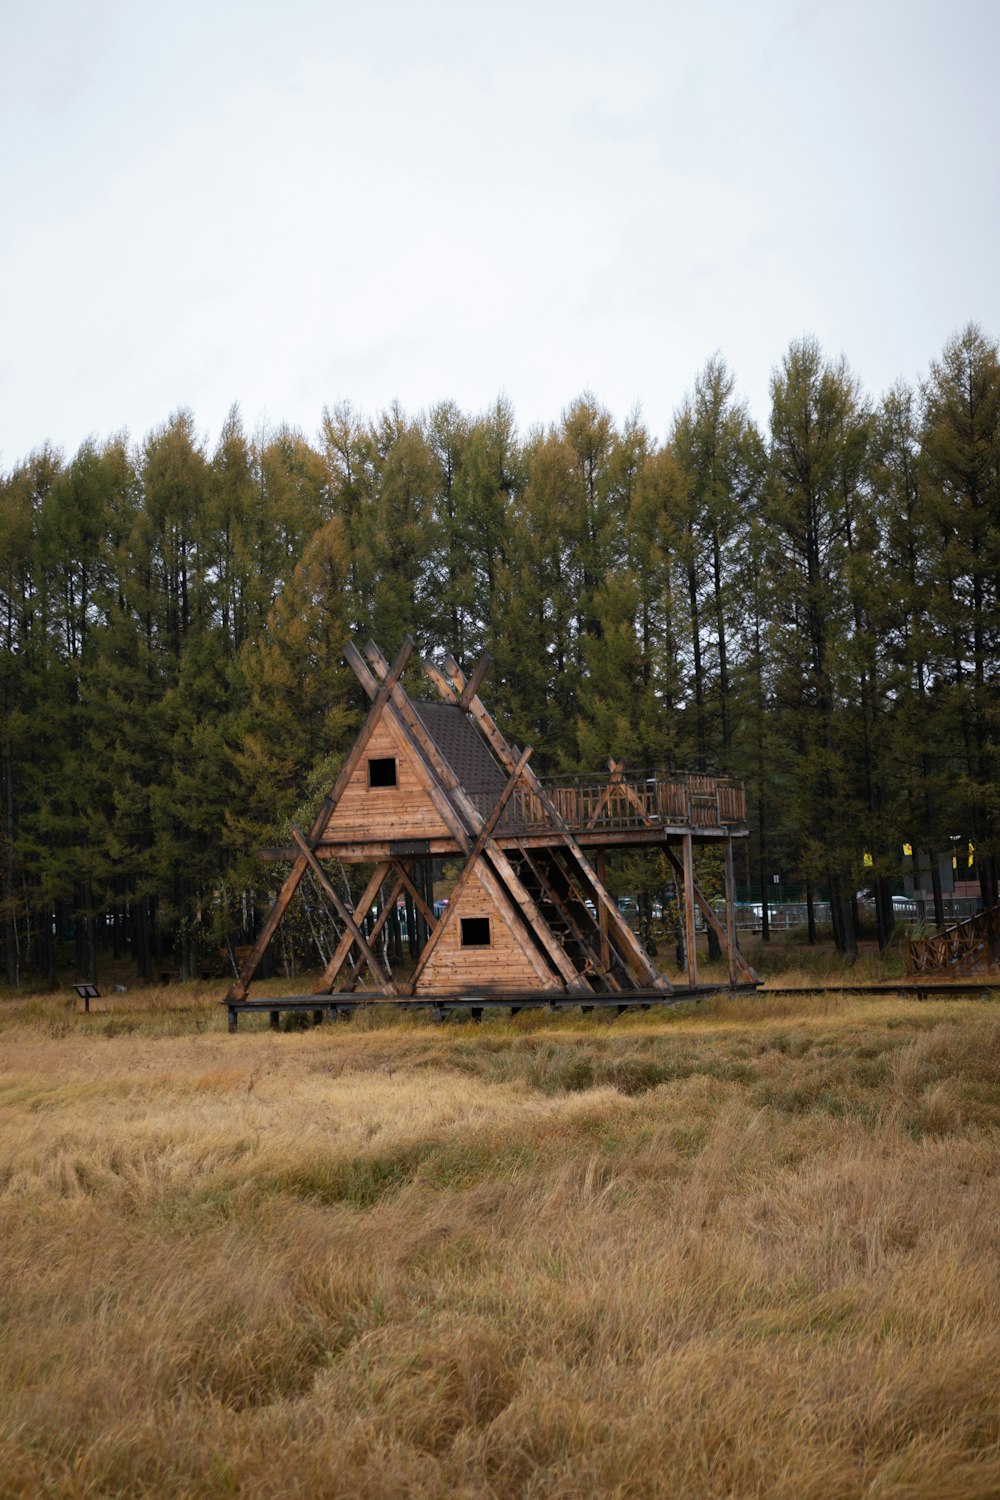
[{"xmin": 2, "ymin": 326, "xmax": 998, "ymax": 985}]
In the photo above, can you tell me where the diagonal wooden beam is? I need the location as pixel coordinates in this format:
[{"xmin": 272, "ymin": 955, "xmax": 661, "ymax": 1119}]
[
  {"xmin": 225, "ymin": 637, "xmax": 414, "ymax": 1003},
  {"xmin": 586, "ymin": 758, "xmax": 658, "ymax": 829},
  {"xmin": 421, "ymin": 656, "xmax": 461, "ymax": 705},
  {"xmin": 343, "ymin": 864, "xmax": 411, "ymax": 992},
  {"xmin": 439, "ymin": 655, "xmax": 669, "ymax": 991},
  {"xmin": 613, "ymin": 762, "xmax": 658, "ymax": 825},
  {"xmin": 291, "ymin": 825, "xmax": 389, "ymax": 989},
  {"xmin": 315, "ymin": 862, "xmax": 392, "ymax": 992},
  {"xmin": 402, "ymin": 747, "xmax": 533, "ymax": 995},
  {"xmin": 585, "ymin": 758, "xmax": 626, "ymax": 828},
  {"xmin": 393, "ymin": 864, "xmax": 437, "ymax": 928},
  {"xmin": 514, "ymin": 842, "xmax": 623, "ymax": 992},
  {"xmin": 458, "ymin": 652, "xmax": 492, "ymax": 709},
  {"xmin": 349, "ymin": 643, "xmax": 562, "ymax": 991}
]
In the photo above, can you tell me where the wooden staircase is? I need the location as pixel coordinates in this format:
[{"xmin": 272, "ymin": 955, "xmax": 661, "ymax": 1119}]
[
  {"xmin": 905, "ymin": 906, "xmax": 1000, "ymax": 977},
  {"xmin": 508, "ymin": 846, "xmax": 636, "ymax": 993}
]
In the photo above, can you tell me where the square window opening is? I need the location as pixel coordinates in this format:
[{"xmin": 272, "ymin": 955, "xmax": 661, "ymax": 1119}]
[
  {"xmin": 368, "ymin": 757, "xmax": 398, "ymax": 789},
  {"xmin": 460, "ymin": 917, "xmax": 492, "ymax": 948}
]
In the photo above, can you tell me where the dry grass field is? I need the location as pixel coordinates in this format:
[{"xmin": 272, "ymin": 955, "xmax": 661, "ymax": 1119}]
[{"xmin": 1, "ymin": 983, "xmax": 999, "ymax": 1497}]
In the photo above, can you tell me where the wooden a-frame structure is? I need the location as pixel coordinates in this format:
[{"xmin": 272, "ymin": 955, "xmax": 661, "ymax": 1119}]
[{"xmin": 225, "ymin": 638, "xmax": 757, "ymax": 1015}]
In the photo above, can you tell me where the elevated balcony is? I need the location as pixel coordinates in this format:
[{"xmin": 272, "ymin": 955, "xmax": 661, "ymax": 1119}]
[{"xmin": 474, "ymin": 769, "xmax": 747, "ymax": 845}]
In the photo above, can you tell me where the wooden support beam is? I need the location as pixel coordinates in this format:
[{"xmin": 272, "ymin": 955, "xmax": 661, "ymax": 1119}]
[
  {"xmin": 420, "ymin": 657, "xmax": 461, "ymax": 706},
  {"xmin": 724, "ymin": 837, "xmax": 738, "ymax": 988},
  {"xmin": 290, "ymin": 825, "xmax": 390, "ymax": 989},
  {"xmin": 596, "ymin": 848, "xmax": 610, "ymax": 972},
  {"xmin": 404, "ymin": 748, "xmax": 533, "ymax": 994},
  {"xmin": 226, "ymin": 637, "xmax": 413, "ymax": 1002},
  {"xmin": 458, "ymin": 652, "xmax": 492, "ymax": 710},
  {"xmin": 585, "ymin": 758, "xmax": 657, "ymax": 831},
  {"xmin": 437, "ymin": 655, "xmax": 669, "ymax": 992},
  {"xmin": 606, "ymin": 760, "xmax": 658, "ymax": 825},
  {"xmin": 514, "ymin": 842, "xmax": 622, "ymax": 991},
  {"xmin": 259, "ymin": 838, "xmax": 460, "ymax": 863},
  {"xmin": 393, "ymin": 863, "xmax": 437, "ymax": 929},
  {"xmin": 682, "ymin": 833, "xmax": 698, "ymax": 990},
  {"xmin": 663, "ymin": 843, "xmax": 758, "ymax": 984},
  {"xmin": 344, "ymin": 863, "xmax": 413, "ymax": 991},
  {"xmin": 316, "ymin": 862, "xmax": 392, "ymax": 992},
  {"xmin": 586, "ymin": 758, "xmax": 627, "ymax": 828}
]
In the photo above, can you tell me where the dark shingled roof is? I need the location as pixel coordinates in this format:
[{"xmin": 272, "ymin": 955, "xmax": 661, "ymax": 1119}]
[{"xmin": 413, "ymin": 701, "xmax": 507, "ymax": 801}]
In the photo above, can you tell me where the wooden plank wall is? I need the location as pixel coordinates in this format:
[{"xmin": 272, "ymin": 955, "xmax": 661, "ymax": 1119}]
[
  {"xmin": 418, "ymin": 866, "xmax": 549, "ymax": 994},
  {"xmin": 322, "ymin": 719, "xmax": 452, "ymax": 844}
]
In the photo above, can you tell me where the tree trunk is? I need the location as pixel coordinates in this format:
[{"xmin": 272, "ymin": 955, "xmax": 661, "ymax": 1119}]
[
  {"xmin": 829, "ymin": 871, "xmax": 858, "ymax": 958},
  {"xmin": 875, "ymin": 874, "xmax": 893, "ymax": 952},
  {"xmin": 930, "ymin": 858, "xmax": 945, "ymax": 930},
  {"xmin": 805, "ymin": 876, "xmax": 817, "ymax": 945},
  {"xmin": 3, "ymin": 752, "xmax": 16, "ymax": 987}
]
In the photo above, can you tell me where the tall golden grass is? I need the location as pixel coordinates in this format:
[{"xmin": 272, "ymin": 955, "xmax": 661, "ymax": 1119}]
[{"xmin": 1, "ymin": 990, "xmax": 998, "ymax": 1496}]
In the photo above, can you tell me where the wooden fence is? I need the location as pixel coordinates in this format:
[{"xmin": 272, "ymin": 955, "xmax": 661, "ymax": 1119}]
[
  {"xmin": 905, "ymin": 906, "xmax": 1000, "ymax": 976},
  {"xmin": 473, "ymin": 770, "xmax": 746, "ymax": 836}
]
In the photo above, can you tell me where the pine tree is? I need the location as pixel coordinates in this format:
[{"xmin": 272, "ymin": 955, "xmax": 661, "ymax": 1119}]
[
  {"xmin": 764, "ymin": 338, "xmax": 871, "ymax": 955},
  {"xmin": 920, "ymin": 324, "xmax": 1000, "ymax": 908},
  {"xmin": 670, "ymin": 356, "xmax": 765, "ymax": 768}
]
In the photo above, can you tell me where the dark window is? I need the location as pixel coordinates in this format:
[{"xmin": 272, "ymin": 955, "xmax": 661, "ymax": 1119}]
[
  {"xmin": 368, "ymin": 757, "xmax": 397, "ymax": 789},
  {"xmin": 461, "ymin": 917, "xmax": 491, "ymax": 947}
]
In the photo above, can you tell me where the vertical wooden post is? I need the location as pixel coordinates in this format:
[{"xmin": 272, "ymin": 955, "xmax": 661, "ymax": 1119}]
[
  {"xmin": 682, "ymin": 834, "xmax": 698, "ymax": 989},
  {"xmin": 724, "ymin": 837, "xmax": 737, "ymax": 988},
  {"xmin": 596, "ymin": 848, "xmax": 610, "ymax": 971}
]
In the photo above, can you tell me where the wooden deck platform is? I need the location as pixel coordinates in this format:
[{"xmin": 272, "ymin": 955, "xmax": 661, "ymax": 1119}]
[
  {"xmin": 223, "ymin": 978, "xmax": 998, "ymax": 1031},
  {"xmin": 259, "ymin": 767, "xmax": 748, "ymax": 863},
  {"xmin": 224, "ymin": 982, "xmax": 761, "ymax": 1030}
]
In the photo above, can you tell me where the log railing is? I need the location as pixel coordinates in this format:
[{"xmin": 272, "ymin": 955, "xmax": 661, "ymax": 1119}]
[
  {"xmin": 905, "ymin": 906, "xmax": 1000, "ymax": 976},
  {"xmin": 471, "ymin": 770, "xmax": 746, "ymax": 836}
]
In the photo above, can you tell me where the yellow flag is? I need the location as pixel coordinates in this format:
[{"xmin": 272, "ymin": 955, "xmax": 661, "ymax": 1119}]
[
  {"xmin": 863, "ymin": 851, "xmax": 873, "ymax": 867},
  {"xmin": 968, "ymin": 841, "xmax": 975, "ymax": 868},
  {"xmin": 903, "ymin": 842, "xmax": 913, "ymax": 857}
]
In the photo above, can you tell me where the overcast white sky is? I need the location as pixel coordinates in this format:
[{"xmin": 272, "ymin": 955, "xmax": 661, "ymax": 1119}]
[{"xmin": 1, "ymin": 0, "xmax": 998, "ymax": 467}]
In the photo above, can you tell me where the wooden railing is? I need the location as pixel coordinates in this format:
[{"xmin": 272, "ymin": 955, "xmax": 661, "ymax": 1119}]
[
  {"xmin": 471, "ymin": 770, "xmax": 746, "ymax": 836},
  {"xmin": 905, "ymin": 906, "xmax": 1000, "ymax": 976}
]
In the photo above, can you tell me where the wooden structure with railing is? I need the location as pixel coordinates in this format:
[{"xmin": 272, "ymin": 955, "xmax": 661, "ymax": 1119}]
[
  {"xmin": 476, "ymin": 769, "xmax": 746, "ymax": 845},
  {"xmin": 905, "ymin": 906, "xmax": 1000, "ymax": 977},
  {"xmin": 224, "ymin": 638, "xmax": 756, "ymax": 1024}
]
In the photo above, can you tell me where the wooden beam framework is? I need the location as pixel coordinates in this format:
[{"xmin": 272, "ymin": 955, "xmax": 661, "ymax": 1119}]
[
  {"xmin": 224, "ymin": 636, "xmax": 754, "ymax": 1013},
  {"xmin": 431, "ymin": 652, "xmax": 670, "ymax": 992},
  {"xmin": 224, "ymin": 637, "xmax": 414, "ymax": 1003},
  {"xmin": 662, "ymin": 842, "xmax": 759, "ymax": 986}
]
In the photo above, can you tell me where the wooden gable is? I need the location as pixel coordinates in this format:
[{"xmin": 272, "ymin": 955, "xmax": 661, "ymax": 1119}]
[
  {"xmin": 417, "ymin": 865, "xmax": 553, "ymax": 995},
  {"xmin": 321, "ymin": 713, "xmax": 454, "ymax": 844}
]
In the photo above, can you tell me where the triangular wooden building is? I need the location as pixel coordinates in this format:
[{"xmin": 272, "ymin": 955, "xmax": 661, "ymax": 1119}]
[{"xmin": 225, "ymin": 638, "xmax": 756, "ymax": 1020}]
